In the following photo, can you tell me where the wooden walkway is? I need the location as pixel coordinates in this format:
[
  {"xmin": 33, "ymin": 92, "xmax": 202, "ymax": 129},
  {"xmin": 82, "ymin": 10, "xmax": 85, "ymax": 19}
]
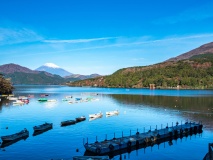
[{"xmin": 84, "ymin": 122, "xmax": 203, "ymax": 155}]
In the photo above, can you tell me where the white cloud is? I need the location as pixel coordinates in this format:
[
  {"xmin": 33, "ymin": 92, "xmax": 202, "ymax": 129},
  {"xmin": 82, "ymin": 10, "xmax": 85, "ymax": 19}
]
[
  {"xmin": 0, "ymin": 27, "xmax": 43, "ymax": 45},
  {"xmin": 43, "ymin": 37, "xmax": 118, "ymax": 44}
]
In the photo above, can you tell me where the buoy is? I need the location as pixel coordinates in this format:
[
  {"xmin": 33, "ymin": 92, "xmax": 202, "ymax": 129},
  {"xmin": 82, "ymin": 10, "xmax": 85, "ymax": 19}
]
[
  {"xmin": 6, "ymin": 126, "xmax": 8, "ymax": 129},
  {"xmin": 76, "ymin": 148, "xmax": 79, "ymax": 152}
]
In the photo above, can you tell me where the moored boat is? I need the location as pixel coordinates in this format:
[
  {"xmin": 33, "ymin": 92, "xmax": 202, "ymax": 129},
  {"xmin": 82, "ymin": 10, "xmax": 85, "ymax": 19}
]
[
  {"xmin": 61, "ymin": 120, "xmax": 76, "ymax": 126},
  {"xmin": 106, "ymin": 110, "xmax": 119, "ymax": 117},
  {"xmin": 75, "ymin": 116, "xmax": 86, "ymax": 122},
  {"xmin": 89, "ymin": 112, "xmax": 103, "ymax": 119},
  {"xmin": 33, "ymin": 122, "xmax": 53, "ymax": 132},
  {"xmin": 13, "ymin": 100, "xmax": 24, "ymax": 105},
  {"xmin": 28, "ymin": 94, "xmax": 34, "ymax": 98},
  {"xmin": 73, "ymin": 156, "xmax": 109, "ymax": 160},
  {"xmin": 1, "ymin": 128, "xmax": 29, "ymax": 142},
  {"xmin": 7, "ymin": 97, "xmax": 18, "ymax": 101},
  {"xmin": 47, "ymin": 99, "xmax": 57, "ymax": 102},
  {"xmin": 38, "ymin": 98, "xmax": 48, "ymax": 102}
]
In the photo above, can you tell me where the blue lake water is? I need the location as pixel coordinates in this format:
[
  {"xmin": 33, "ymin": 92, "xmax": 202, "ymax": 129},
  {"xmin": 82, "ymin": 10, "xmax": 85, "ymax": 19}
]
[{"xmin": 0, "ymin": 85, "xmax": 213, "ymax": 160}]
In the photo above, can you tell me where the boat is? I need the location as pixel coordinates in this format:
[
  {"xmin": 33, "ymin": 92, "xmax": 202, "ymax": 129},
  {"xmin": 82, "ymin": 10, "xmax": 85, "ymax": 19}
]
[
  {"xmin": 89, "ymin": 112, "xmax": 103, "ymax": 119},
  {"xmin": 106, "ymin": 110, "xmax": 119, "ymax": 117},
  {"xmin": 18, "ymin": 96, "xmax": 28, "ymax": 100},
  {"xmin": 7, "ymin": 97, "xmax": 18, "ymax": 101},
  {"xmin": 38, "ymin": 98, "xmax": 48, "ymax": 102},
  {"xmin": 40, "ymin": 94, "xmax": 49, "ymax": 97},
  {"xmin": 65, "ymin": 96, "xmax": 72, "ymax": 99},
  {"xmin": 1, "ymin": 128, "xmax": 29, "ymax": 142},
  {"xmin": 61, "ymin": 120, "xmax": 76, "ymax": 126},
  {"xmin": 21, "ymin": 99, "xmax": 30, "ymax": 103},
  {"xmin": 75, "ymin": 98, "xmax": 82, "ymax": 101},
  {"xmin": 47, "ymin": 99, "xmax": 57, "ymax": 102},
  {"xmin": 28, "ymin": 94, "xmax": 34, "ymax": 98},
  {"xmin": 13, "ymin": 100, "xmax": 24, "ymax": 105},
  {"xmin": 75, "ymin": 116, "xmax": 86, "ymax": 122},
  {"xmin": 33, "ymin": 122, "xmax": 53, "ymax": 132},
  {"xmin": 73, "ymin": 156, "xmax": 109, "ymax": 160}
]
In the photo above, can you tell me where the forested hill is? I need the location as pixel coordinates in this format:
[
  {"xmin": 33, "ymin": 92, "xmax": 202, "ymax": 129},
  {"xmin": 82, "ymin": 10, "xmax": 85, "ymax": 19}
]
[{"xmin": 68, "ymin": 53, "xmax": 213, "ymax": 89}]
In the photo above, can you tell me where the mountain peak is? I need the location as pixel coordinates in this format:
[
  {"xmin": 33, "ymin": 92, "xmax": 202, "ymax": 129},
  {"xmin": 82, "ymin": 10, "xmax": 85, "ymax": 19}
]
[
  {"xmin": 44, "ymin": 63, "xmax": 60, "ymax": 68},
  {"xmin": 36, "ymin": 63, "xmax": 72, "ymax": 77}
]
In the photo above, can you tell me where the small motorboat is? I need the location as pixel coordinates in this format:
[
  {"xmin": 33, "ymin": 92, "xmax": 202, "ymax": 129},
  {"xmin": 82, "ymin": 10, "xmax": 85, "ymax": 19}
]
[
  {"xmin": 40, "ymin": 94, "xmax": 49, "ymax": 97},
  {"xmin": 65, "ymin": 96, "xmax": 72, "ymax": 99},
  {"xmin": 75, "ymin": 116, "xmax": 86, "ymax": 122},
  {"xmin": 1, "ymin": 128, "xmax": 29, "ymax": 142},
  {"xmin": 33, "ymin": 122, "xmax": 53, "ymax": 132},
  {"xmin": 28, "ymin": 94, "xmax": 34, "ymax": 98},
  {"xmin": 61, "ymin": 120, "xmax": 76, "ymax": 126},
  {"xmin": 75, "ymin": 98, "xmax": 82, "ymax": 101},
  {"xmin": 73, "ymin": 156, "xmax": 109, "ymax": 160},
  {"xmin": 38, "ymin": 98, "xmax": 48, "ymax": 102},
  {"xmin": 89, "ymin": 112, "xmax": 103, "ymax": 119},
  {"xmin": 7, "ymin": 97, "xmax": 18, "ymax": 101},
  {"xmin": 106, "ymin": 110, "xmax": 119, "ymax": 117},
  {"xmin": 47, "ymin": 99, "xmax": 57, "ymax": 102},
  {"xmin": 13, "ymin": 100, "xmax": 24, "ymax": 105}
]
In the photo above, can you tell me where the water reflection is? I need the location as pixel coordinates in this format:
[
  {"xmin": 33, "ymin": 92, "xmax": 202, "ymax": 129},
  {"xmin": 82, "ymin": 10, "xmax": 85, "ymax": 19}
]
[
  {"xmin": 109, "ymin": 94, "xmax": 213, "ymax": 130},
  {"xmin": 0, "ymin": 136, "xmax": 29, "ymax": 148}
]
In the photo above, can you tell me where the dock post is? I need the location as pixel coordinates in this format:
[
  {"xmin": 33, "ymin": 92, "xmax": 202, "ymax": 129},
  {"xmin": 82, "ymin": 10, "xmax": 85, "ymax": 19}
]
[{"xmin": 172, "ymin": 122, "xmax": 173, "ymax": 127}]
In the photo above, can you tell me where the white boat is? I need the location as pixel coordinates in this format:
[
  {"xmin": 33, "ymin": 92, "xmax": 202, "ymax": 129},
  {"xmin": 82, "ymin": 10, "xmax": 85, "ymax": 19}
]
[
  {"xmin": 89, "ymin": 112, "xmax": 103, "ymax": 119},
  {"xmin": 18, "ymin": 96, "xmax": 28, "ymax": 100},
  {"xmin": 47, "ymin": 99, "xmax": 57, "ymax": 102},
  {"xmin": 8, "ymin": 97, "xmax": 18, "ymax": 101},
  {"xmin": 106, "ymin": 110, "xmax": 119, "ymax": 117},
  {"xmin": 65, "ymin": 96, "xmax": 72, "ymax": 99},
  {"xmin": 13, "ymin": 100, "xmax": 24, "ymax": 105}
]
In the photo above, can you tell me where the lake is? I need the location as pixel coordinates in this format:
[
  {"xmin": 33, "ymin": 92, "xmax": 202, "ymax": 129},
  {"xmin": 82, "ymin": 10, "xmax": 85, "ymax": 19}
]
[{"xmin": 0, "ymin": 85, "xmax": 213, "ymax": 160}]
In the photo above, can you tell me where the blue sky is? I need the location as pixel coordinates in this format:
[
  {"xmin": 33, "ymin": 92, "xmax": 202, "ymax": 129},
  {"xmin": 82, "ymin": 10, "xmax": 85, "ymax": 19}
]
[{"xmin": 0, "ymin": 0, "xmax": 213, "ymax": 75}]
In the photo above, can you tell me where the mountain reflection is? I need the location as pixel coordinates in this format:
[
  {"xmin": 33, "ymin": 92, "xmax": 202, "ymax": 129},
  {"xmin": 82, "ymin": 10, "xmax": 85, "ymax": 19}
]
[{"xmin": 109, "ymin": 94, "xmax": 213, "ymax": 130}]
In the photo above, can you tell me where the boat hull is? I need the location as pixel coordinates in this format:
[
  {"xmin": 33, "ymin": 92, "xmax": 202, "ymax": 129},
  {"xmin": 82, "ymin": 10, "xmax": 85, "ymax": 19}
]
[
  {"xmin": 33, "ymin": 123, "xmax": 53, "ymax": 132},
  {"xmin": 1, "ymin": 129, "xmax": 29, "ymax": 143},
  {"xmin": 61, "ymin": 120, "xmax": 76, "ymax": 126}
]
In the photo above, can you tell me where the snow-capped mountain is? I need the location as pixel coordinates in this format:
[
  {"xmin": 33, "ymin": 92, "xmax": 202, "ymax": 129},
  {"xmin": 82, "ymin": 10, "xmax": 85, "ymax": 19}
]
[{"xmin": 35, "ymin": 63, "xmax": 72, "ymax": 77}]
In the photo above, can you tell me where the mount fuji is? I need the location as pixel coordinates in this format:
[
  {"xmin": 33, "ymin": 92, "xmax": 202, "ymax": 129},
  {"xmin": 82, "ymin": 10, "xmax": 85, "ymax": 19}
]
[{"xmin": 35, "ymin": 63, "xmax": 72, "ymax": 77}]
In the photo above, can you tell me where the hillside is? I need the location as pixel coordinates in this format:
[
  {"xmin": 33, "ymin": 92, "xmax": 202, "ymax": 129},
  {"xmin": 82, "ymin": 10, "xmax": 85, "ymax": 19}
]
[
  {"xmin": 68, "ymin": 53, "xmax": 213, "ymax": 89},
  {"xmin": 65, "ymin": 73, "xmax": 101, "ymax": 81},
  {"xmin": 167, "ymin": 42, "xmax": 213, "ymax": 62},
  {"xmin": 0, "ymin": 63, "xmax": 65, "ymax": 85}
]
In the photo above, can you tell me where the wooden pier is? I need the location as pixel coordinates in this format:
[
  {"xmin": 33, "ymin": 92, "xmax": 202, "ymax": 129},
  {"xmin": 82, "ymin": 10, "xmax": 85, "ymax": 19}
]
[{"xmin": 84, "ymin": 122, "xmax": 203, "ymax": 155}]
